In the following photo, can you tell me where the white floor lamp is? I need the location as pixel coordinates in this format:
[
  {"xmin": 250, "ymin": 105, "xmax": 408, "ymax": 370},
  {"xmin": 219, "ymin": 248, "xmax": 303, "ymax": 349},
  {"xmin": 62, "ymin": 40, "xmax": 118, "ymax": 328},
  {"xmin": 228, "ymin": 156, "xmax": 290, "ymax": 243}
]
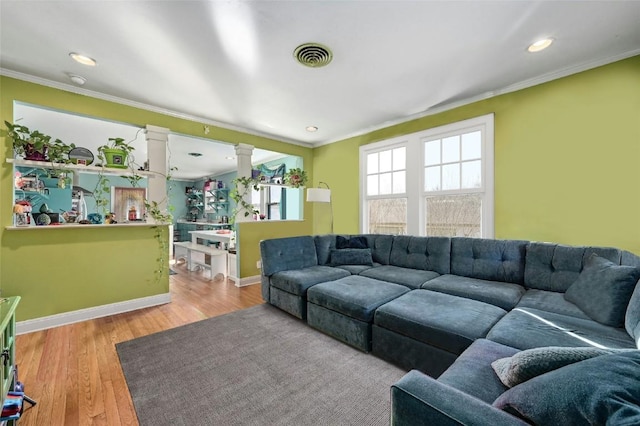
[{"xmin": 306, "ymin": 182, "xmax": 333, "ymax": 234}]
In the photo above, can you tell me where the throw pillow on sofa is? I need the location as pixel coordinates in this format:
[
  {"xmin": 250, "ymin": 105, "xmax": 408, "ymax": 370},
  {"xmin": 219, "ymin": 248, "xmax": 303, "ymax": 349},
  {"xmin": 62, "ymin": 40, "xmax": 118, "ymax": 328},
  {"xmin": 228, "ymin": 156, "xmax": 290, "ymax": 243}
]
[
  {"xmin": 491, "ymin": 346, "xmax": 616, "ymax": 388},
  {"xmin": 564, "ymin": 253, "xmax": 640, "ymax": 327},
  {"xmin": 493, "ymin": 351, "xmax": 640, "ymax": 426},
  {"xmin": 330, "ymin": 248, "xmax": 373, "ymax": 266},
  {"xmin": 336, "ymin": 236, "xmax": 368, "ymax": 249}
]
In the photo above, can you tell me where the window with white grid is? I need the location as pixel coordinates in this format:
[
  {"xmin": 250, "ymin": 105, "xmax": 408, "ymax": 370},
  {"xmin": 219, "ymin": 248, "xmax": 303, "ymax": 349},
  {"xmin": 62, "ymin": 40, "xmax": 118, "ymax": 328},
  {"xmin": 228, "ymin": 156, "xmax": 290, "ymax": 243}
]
[{"xmin": 360, "ymin": 114, "xmax": 494, "ymax": 237}]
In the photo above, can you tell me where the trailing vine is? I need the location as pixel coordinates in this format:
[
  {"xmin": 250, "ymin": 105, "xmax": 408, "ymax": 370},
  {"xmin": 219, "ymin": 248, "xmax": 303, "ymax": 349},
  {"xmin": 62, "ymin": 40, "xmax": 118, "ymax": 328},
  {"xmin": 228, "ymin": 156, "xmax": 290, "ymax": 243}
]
[{"xmin": 229, "ymin": 175, "xmax": 262, "ymax": 224}]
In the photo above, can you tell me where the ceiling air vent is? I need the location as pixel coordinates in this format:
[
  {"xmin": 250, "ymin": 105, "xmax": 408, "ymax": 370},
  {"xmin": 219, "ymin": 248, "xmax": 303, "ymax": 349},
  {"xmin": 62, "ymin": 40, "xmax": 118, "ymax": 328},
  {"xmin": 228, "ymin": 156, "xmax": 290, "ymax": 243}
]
[{"xmin": 294, "ymin": 43, "xmax": 333, "ymax": 68}]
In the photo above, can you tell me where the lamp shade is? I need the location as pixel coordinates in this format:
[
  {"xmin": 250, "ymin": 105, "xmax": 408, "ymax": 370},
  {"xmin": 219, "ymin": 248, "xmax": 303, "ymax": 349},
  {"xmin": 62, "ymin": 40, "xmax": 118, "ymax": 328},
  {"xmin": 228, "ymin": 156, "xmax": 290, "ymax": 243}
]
[{"xmin": 307, "ymin": 188, "xmax": 331, "ymax": 203}]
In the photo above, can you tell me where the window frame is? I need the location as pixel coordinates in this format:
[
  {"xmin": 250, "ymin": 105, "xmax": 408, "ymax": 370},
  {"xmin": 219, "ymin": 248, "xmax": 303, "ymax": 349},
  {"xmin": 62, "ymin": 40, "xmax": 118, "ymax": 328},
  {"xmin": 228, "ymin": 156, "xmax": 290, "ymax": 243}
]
[{"xmin": 359, "ymin": 113, "xmax": 494, "ymax": 237}]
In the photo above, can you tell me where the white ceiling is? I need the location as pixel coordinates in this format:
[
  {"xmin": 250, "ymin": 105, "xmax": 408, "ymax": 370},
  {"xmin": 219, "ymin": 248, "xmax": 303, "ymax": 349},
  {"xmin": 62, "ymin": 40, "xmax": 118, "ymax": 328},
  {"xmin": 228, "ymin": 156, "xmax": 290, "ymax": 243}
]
[{"xmin": 2, "ymin": 1, "xmax": 640, "ymax": 148}]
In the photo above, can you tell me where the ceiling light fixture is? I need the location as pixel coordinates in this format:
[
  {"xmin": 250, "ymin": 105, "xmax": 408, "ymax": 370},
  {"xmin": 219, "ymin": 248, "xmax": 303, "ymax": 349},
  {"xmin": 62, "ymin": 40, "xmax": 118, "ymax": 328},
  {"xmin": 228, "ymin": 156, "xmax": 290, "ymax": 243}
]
[
  {"xmin": 188, "ymin": 152, "xmax": 203, "ymax": 157},
  {"xmin": 225, "ymin": 156, "xmax": 235, "ymax": 160},
  {"xmin": 68, "ymin": 74, "xmax": 86, "ymax": 86},
  {"xmin": 306, "ymin": 126, "xmax": 318, "ymax": 132},
  {"xmin": 527, "ymin": 38, "xmax": 554, "ymax": 53},
  {"xmin": 69, "ymin": 52, "xmax": 97, "ymax": 66}
]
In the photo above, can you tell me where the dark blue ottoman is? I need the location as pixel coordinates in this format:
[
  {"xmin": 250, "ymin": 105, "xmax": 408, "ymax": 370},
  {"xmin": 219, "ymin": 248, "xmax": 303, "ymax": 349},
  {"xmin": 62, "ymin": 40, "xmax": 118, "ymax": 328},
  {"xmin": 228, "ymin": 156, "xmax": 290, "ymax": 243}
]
[
  {"xmin": 307, "ymin": 275, "xmax": 410, "ymax": 352},
  {"xmin": 373, "ymin": 289, "xmax": 508, "ymax": 376}
]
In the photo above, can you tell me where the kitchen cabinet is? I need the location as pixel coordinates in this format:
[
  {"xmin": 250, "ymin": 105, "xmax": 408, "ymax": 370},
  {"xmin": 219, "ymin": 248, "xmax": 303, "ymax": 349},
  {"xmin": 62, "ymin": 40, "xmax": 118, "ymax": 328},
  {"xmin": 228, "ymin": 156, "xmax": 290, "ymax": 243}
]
[{"xmin": 204, "ymin": 188, "xmax": 229, "ymax": 215}]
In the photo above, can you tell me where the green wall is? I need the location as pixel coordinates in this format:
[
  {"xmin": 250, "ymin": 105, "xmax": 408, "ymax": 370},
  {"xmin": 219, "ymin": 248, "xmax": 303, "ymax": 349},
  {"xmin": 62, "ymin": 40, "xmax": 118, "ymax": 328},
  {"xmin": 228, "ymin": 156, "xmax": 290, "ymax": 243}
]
[
  {"xmin": 312, "ymin": 55, "xmax": 640, "ymax": 254},
  {"xmin": 1, "ymin": 76, "xmax": 313, "ymax": 322}
]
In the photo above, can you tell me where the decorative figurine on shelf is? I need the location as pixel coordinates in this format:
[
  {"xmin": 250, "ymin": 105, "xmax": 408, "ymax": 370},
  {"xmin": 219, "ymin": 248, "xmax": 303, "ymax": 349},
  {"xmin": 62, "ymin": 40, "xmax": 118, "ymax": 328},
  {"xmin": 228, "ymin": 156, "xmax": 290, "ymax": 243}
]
[
  {"xmin": 128, "ymin": 205, "xmax": 137, "ymax": 221},
  {"xmin": 105, "ymin": 212, "xmax": 117, "ymax": 224}
]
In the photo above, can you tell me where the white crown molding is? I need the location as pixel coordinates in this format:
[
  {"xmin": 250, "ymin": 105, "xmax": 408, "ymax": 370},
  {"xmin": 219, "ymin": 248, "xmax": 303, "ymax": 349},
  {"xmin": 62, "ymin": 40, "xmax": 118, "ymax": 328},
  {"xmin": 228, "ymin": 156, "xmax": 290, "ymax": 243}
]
[
  {"xmin": 313, "ymin": 49, "xmax": 640, "ymax": 147},
  {"xmin": 16, "ymin": 293, "xmax": 171, "ymax": 335},
  {"xmin": 0, "ymin": 68, "xmax": 312, "ymax": 148}
]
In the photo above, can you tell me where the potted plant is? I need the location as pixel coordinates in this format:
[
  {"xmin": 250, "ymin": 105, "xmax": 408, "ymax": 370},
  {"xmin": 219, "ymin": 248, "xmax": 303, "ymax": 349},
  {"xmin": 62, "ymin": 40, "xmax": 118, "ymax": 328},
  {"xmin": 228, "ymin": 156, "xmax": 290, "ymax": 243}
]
[
  {"xmin": 97, "ymin": 137, "xmax": 135, "ymax": 169},
  {"xmin": 4, "ymin": 120, "xmax": 74, "ymax": 162},
  {"xmin": 284, "ymin": 167, "xmax": 308, "ymax": 188}
]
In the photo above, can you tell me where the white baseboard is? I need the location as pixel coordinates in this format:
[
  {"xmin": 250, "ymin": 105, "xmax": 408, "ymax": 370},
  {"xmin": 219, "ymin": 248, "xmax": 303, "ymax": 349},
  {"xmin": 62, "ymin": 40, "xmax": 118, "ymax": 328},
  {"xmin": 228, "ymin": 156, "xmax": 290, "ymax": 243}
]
[
  {"xmin": 234, "ymin": 275, "xmax": 260, "ymax": 287},
  {"xmin": 16, "ymin": 293, "xmax": 171, "ymax": 335}
]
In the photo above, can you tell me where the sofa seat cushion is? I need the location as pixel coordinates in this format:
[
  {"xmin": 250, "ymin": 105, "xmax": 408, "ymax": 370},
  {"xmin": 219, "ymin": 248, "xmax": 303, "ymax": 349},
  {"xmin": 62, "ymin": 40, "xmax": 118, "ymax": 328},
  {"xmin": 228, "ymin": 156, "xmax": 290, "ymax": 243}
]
[
  {"xmin": 515, "ymin": 289, "xmax": 590, "ymax": 320},
  {"xmin": 486, "ymin": 307, "xmax": 636, "ymax": 351},
  {"xmin": 374, "ymin": 290, "xmax": 507, "ymax": 355},
  {"xmin": 360, "ymin": 265, "xmax": 439, "ymax": 289},
  {"xmin": 493, "ymin": 351, "xmax": 640, "ymax": 426},
  {"xmin": 270, "ymin": 266, "xmax": 350, "ymax": 296},
  {"xmin": 334, "ymin": 264, "xmax": 376, "ymax": 275},
  {"xmin": 437, "ymin": 339, "xmax": 517, "ymax": 404},
  {"xmin": 421, "ymin": 274, "xmax": 525, "ymax": 310},
  {"xmin": 307, "ymin": 275, "xmax": 410, "ymax": 322}
]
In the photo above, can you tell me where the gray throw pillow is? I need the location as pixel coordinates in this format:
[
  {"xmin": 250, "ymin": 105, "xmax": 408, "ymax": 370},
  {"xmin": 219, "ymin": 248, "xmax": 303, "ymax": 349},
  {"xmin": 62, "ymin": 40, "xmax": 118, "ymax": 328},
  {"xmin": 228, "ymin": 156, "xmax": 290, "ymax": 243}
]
[
  {"xmin": 491, "ymin": 346, "xmax": 615, "ymax": 388},
  {"xmin": 493, "ymin": 351, "xmax": 640, "ymax": 426},
  {"xmin": 564, "ymin": 253, "xmax": 640, "ymax": 327},
  {"xmin": 330, "ymin": 248, "xmax": 373, "ymax": 266}
]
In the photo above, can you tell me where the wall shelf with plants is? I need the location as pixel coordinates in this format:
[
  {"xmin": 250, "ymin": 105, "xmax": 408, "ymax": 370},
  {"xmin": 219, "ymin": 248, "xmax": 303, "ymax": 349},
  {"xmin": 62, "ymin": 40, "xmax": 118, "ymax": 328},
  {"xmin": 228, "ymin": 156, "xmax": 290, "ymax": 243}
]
[{"xmin": 6, "ymin": 158, "xmax": 156, "ymax": 178}]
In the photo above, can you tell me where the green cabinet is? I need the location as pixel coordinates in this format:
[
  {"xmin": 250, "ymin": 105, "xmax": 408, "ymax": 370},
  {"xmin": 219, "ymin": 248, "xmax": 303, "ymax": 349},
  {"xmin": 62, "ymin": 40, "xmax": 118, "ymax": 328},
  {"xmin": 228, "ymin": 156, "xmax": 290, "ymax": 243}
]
[{"xmin": 0, "ymin": 297, "xmax": 20, "ymax": 425}]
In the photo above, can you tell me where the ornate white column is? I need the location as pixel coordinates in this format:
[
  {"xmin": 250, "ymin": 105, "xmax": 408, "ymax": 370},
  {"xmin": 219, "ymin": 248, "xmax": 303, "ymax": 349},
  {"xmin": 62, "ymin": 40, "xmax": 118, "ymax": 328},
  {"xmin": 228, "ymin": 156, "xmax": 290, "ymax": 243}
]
[
  {"xmin": 145, "ymin": 125, "xmax": 170, "ymax": 223},
  {"xmin": 234, "ymin": 143, "xmax": 254, "ymax": 222}
]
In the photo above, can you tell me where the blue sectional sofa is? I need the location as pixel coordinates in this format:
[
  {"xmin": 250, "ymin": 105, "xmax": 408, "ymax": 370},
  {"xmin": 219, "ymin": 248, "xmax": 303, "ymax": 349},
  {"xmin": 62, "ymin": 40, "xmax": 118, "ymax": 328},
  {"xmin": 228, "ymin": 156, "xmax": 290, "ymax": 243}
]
[{"xmin": 259, "ymin": 234, "xmax": 640, "ymax": 425}]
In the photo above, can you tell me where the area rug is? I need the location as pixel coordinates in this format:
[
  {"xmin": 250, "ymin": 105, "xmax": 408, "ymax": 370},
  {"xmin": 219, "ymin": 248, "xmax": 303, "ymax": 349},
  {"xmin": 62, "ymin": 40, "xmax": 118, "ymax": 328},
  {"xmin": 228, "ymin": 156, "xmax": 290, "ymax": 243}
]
[{"xmin": 116, "ymin": 304, "xmax": 407, "ymax": 426}]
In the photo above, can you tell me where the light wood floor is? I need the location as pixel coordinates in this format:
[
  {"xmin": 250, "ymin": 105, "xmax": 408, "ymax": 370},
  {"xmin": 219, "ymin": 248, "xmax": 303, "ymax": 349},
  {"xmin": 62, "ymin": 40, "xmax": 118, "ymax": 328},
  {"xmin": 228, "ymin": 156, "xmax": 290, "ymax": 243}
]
[{"xmin": 14, "ymin": 263, "xmax": 264, "ymax": 426}]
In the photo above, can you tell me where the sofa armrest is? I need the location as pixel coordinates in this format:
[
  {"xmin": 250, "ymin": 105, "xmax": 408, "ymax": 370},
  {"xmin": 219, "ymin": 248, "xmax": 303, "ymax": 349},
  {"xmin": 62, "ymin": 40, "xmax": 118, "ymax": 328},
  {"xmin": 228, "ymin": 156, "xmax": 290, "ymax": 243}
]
[{"xmin": 391, "ymin": 370, "xmax": 527, "ymax": 426}]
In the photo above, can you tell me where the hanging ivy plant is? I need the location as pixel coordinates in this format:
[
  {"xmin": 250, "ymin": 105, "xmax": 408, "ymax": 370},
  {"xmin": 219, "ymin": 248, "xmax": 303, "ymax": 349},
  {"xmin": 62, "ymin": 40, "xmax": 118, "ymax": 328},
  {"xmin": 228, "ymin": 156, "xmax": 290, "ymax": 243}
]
[{"xmin": 229, "ymin": 175, "xmax": 262, "ymax": 223}]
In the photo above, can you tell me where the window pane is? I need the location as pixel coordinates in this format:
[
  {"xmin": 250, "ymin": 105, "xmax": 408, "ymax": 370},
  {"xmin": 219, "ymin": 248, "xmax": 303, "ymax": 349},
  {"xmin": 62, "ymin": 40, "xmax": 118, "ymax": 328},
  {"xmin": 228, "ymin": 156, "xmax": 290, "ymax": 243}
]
[
  {"xmin": 369, "ymin": 198, "xmax": 407, "ymax": 235},
  {"xmin": 393, "ymin": 147, "xmax": 406, "ymax": 171},
  {"xmin": 424, "ymin": 140, "xmax": 440, "ymax": 166},
  {"xmin": 461, "ymin": 131, "xmax": 481, "ymax": 160},
  {"xmin": 379, "ymin": 150, "xmax": 392, "ymax": 173},
  {"xmin": 442, "ymin": 163, "xmax": 460, "ymax": 190},
  {"xmin": 392, "ymin": 171, "xmax": 405, "ymax": 194},
  {"xmin": 269, "ymin": 205, "xmax": 280, "ymax": 220},
  {"xmin": 424, "ymin": 166, "xmax": 440, "ymax": 191},
  {"xmin": 367, "ymin": 152, "xmax": 379, "ymax": 174},
  {"xmin": 379, "ymin": 172, "xmax": 392, "ymax": 194},
  {"xmin": 251, "ymin": 189, "xmax": 260, "ymax": 204},
  {"xmin": 461, "ymin": 160, "xmax": 482, "ymax": 189},
  {"xmin": 367, "ymin": 175, "xmax": 378, "ymax": 196},
  {"xmin": 442, "ymin": 136, "xmax": 460, "ymax": 163},
  {"xmin": 425, "ymin": 194, "xmax": 481, "ymax": 237},
  {"xmin": 270, "ymin": 186, "xmax": 281, "ymax": 203}
]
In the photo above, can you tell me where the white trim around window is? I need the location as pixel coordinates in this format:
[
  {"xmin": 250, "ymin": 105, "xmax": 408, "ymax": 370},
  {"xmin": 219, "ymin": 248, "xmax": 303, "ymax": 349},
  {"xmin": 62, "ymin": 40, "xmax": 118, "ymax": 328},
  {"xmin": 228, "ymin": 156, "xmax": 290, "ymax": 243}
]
[{"xmin": 359, "ymin": 113, "xmax": 494, "ymax": 237}]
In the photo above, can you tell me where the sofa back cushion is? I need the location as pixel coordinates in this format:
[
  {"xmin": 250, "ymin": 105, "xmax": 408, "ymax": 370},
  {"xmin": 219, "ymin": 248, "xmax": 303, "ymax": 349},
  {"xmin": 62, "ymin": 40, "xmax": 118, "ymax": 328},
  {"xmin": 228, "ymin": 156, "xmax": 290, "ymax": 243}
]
[
  {"xmin": 451, "ymin": 238, "xmax": 528, "ymax": 284},
  {"xmin": 622, "ymin": 250, "xmax": 640, "ymax": 345},
  {"xmin": 389, "ymin": 236, "xmax": 451, "ymax": 274},
  {"xmin": 524, "ymin": 242, "xmax": 621, "ymax": 292},
  {"xmin": 314, "ymin": 234, "xmax": 340, "ymax": 266},
  {"xmin": 260, "ymin": 236, "xmax": 318, "ymax": 276},
  {"xmin": 363, "ymin": 234, "xmax": 394, "ymax": 265}
]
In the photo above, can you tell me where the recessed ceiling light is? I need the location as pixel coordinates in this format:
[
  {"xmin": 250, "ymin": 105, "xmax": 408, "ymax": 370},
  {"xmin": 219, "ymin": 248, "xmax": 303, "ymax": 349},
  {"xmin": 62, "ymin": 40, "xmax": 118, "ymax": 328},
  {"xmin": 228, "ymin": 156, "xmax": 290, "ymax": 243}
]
[
  {"xmin": 69, "ymin": 52, "xmax": 97, "ymax": 66},
  {"xmin": 527, "ymin": 38, "xmax": 554, "ymax": 53},
  {"xmin": 68, "ymin": 74, "xmax": 86, "ymax": 86},
  {"xmin": 306, "ymin": 126, "xmax": 318, "ymax": 132},
  {"xmin": 188, "ymin": 152, "xmax": 203, "ymax": 157}
]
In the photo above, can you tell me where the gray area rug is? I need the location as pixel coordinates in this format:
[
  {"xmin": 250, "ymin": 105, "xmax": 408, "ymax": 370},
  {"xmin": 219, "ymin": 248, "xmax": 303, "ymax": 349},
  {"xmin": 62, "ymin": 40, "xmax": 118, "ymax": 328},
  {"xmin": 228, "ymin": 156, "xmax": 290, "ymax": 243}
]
[{"xmin": 116, "ymin": 304, "xmax": 407, "ymax": 426}]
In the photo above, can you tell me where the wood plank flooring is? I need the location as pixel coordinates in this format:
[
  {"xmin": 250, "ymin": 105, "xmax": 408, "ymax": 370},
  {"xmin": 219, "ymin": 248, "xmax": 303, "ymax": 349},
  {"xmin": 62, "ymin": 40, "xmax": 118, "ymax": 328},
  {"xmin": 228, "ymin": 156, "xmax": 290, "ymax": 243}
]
[{"xmin": 14, "ymin": 263, "xmax": 264, "ymax": 426}]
